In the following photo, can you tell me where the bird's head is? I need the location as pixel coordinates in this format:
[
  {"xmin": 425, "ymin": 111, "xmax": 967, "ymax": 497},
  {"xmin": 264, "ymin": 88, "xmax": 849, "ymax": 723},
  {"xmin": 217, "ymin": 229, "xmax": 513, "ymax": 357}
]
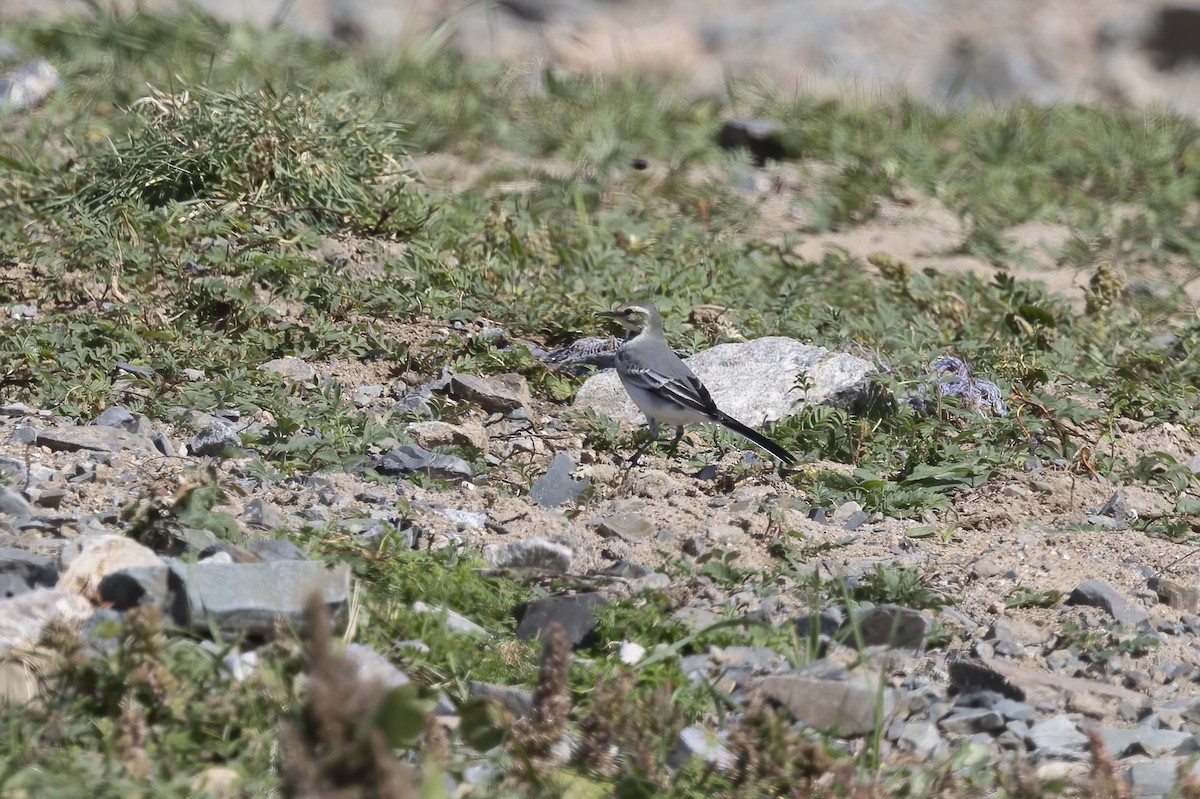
[{"xmin": 597, "ymin": 301, "xmax": 663, "ymax": 335}]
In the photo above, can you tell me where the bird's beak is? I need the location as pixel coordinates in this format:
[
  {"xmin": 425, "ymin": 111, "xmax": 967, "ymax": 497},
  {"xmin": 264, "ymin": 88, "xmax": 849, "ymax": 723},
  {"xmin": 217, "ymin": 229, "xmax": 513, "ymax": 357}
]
[{"xmin": 595, "ymin": 310, "xmax": 617, "ymax": 319}]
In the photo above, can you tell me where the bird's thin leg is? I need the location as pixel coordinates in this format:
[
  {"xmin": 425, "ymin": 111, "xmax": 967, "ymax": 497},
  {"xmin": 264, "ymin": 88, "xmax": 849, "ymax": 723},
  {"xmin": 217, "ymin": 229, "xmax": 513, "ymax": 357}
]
[
  {"xmin": 666, "ymin": 425, "xmax": 685, "ymax": 457},
  {"xmin": 627, "ymin": 426, "xmax": 657, "ymax": 471}
]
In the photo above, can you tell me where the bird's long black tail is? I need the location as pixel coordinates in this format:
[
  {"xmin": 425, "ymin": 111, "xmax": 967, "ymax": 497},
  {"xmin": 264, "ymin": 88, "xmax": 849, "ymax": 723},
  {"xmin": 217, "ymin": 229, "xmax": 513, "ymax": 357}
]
[{"xmin": 715, "ymin": 412, "xmax": 798, "ymax": 466}]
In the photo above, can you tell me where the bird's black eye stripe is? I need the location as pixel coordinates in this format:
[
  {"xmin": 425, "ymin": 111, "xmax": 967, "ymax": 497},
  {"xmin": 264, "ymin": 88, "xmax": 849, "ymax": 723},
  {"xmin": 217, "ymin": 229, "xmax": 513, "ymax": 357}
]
[{"xmin": 622, "ymin": 309, "xmax": 633, "ymax": 317}]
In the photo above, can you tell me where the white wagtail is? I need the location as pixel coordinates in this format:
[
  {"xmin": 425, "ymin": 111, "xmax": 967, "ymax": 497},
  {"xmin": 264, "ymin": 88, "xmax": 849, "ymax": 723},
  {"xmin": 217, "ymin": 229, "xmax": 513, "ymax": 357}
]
[{"xmin": 597, "ymin": 301, "xmax": 797, "ymax": 466}]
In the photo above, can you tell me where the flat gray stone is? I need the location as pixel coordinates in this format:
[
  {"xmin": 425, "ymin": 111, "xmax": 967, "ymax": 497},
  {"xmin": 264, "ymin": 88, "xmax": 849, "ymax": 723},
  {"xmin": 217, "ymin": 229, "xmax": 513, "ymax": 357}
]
[
  {"xmin": 260, "ymin": 357, "xmax": 316, "ymax": 385},
  {"xmin": 575, "ymin": 336, "xmax": 874, "ymax": 428},
  {"xmin": 448, "ymin": 373, "xmax": 530, "ymax": 415},
  {"xmin": 188, "ymin": 422, "xmax": 242, "ymax": 457},
  {"xmin": 247, "ymin": 540, "xmax": 307, "ymax": 562},
  {"xmin": 377, "ymin": 444, "xmax": 473, "ymax": 481},
  {"xmin": 1066, "ymin": 580, "xmax": 1150, "ymax": 628},
  {"xmin": 758, "ymin": 663, "xmax": 896, "ymax": 736},
  {"xmin": 937, "ymin": 707, "xmax": 1005, "ymax": 735},
  {"xmin": 845, "ymin": 605, "xmax": 931, "ymax": 648},
  {"xmin": 896, "ymin": 720, "xmax": 943, "ymax": 760},
  {"xmin": 413, "ymin": 601, "xmax": 487, "ymax": 636},
  {"xmin": 1094, "ymin": 725, "xmax": 1197, "ymax": 757},
  {"xmin": 595, "ymin": 512, "xmax": 655, "ymax": 541},
  {"xmin": 483, "ymin": 539, "xmax": 573, "ymax": 573},
  {"xmin": 344, "ymin": 643, "xmax": 410, "ymax": 689},
  {"xmin": 101, "ymin": 560, "xmax": 351, "ymax": 636},
  {"xmin": 37, "ymin": 426, "xmax": 157, "ymax": 454},
  {"xmin": 1026, "ymin": 714, "xmax": 1087, "ymax": 751},
  {"xmin": 514, "ymin": 592, "xmax": 608, "ymax": 648},
  {"xmin": 242, "ymin": 499, "xmax": 285, "ymax": 531},
  {"xmin": 529, "ymin": 452, "xmax": 590, "ymax": 507},
  {"xmin": 0, "ymin": 486, "xmax": 31, "ymax": 520},
  {"xmin": 0, "ymin": 547, "xmax": 57, "ymax": 597},
  {"xmin": 1125, "ymin": 758, "xmax": 1200, "ymax": 799}
]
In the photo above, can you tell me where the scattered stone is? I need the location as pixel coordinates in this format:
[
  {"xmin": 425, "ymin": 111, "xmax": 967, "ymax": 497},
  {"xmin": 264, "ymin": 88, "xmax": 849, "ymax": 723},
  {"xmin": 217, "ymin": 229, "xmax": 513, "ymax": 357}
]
[
  {"xmin": 246, "ymin": 540, "xmax": 307, "ymax": 562},
  {"xmin": 896, "ymin": 720, "xmax": 944, "ymax": 760},
  {"xmin": 405, "ymin": 420, "xmax": 488, "ymax": 452},
  {"xmin": 352, "ymin": 384, "xmax": 385, "ymax": 406},
  {"xmin": 152, "ymin": 432, "xmax": 177, "ymax": 457},
  {"xmin": 0, "ymin": 59, "xmax": 60, "ymax": 112},
  {"xmin": 344, "ymin": 643, "xmax": 411, "ymax": 690},
  {"xmin": 575, "ymin": 337, "xmax": 874, "ymax": 428},
  {"xmin": 1124, "ymin": 758, "xmax": 1200, "ymax": 799},
  {"xmin": 260, "ymin": 356, "xmax": 316, "ymax": 385},
  {"xmin": 758, "ymin": 662, "xmax": 896, "ymax": 736},
  {"xmin": 90, "ymin": 406, "xmax": 140, "ymax": 432},
  {"xmin": 0, "ymin": 486, "xmax": 31, "ymax": 520},
  {"xmin": 102, "ymin": 559, "xmax": 351, "ymax": 636},
  {"xmin": 595, "ymin": 513, "xmax": 655, "ymax": 541},
  {"xmin": 514, "ymin": 592, "xmax": 608, "ymax": 648},
  {"xmin": 669, "ymin": 725, "xmax": 735, "ymax": 770},
  {"xmin": 0, "ymin": 588, "xmax": 93, "ymax": 655},
  {"xmin": 1066, "ymin": 580, "xmax": 1150, "ymax": 628},
  {"xmin": 469, "ymin": 681, "xmax": 533, "ymax": 717},
  {"xmin": 241, "ymin": 499, "xmax": 285, "ymax": 531},
  {"xmin": 844, "ymin": 605, "xmax": 930, "ymax": 648},
  {"xmin": 483, "ymin": 539, "xmax": 573, "ymax": 572},
  {"xmin": 529, "ymin": 452, "xmax": 590, "ymax": 507},
  {"xmin": 1150, "ymin": 576, "xmax": 1200, "ymax": 614},
  {"xmin": 57, "ymin": 535, "xmax": 164, "ymax": 601},
  {"xmin": 938, "ymin": 707, "xmax": 1005, "ymax": 735},
  {"xmin": 1093, "ymin": 725, "xmax": 1196, "ymax": 757},
  {"xmin": 37, "ymin": 426, "xmax": 157, "ymax": 454},
  {"xmin": 0, "ymin": 547, "xmax": 56, "ymax": 599},
  {"xmin": 413, "ymin": 601, "xmax": 487, "ymax": 636},
  {"xmin": 1026, "ymin": 714, "xmax": 1087, "ymax": 751},
  {"xmin": 188, "ymin": 422, "xmax": 242, "ymax": 457},
  {"xmin": 448, "ymin": 373, "xmax": 531, "ymax": 415},
  {"xmin": 437, "ymin": 507, "xmax": 487, "ymax": 530},
  {"xmin": 376, "ymin": 444, "xmax": 474, "ymax": 481}
]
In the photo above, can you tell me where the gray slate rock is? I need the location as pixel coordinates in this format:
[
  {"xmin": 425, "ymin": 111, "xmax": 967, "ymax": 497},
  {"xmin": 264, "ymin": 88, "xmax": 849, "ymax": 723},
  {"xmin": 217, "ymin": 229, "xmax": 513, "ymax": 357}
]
[
  {"xmin": 37, "ymin": 426, "xmax": 157, "ymax": 454},
  {"xmin": 514, "ymin": 592, "xmax": 608, "ymax": 648},
  {"xmin": 0, "ymin": 547, "xmax": 57, "ymax": 598},
  {"xmin": 1094, "ymin": 725, "xmax": 1196, "ymax": 757},
  {"xmin": 1066, "ymin": 580, "xmax": 1150, "ymax": 628},
  {"xmin": 412, "ymin": 601, "xmax": 487, "ymax": 636},
  {"xmin": 844, "ymin": 605, "xmax": 930, "ymax": 648},
  {"xmin": 242, "ymin": 499, "xmax": 285, "ymax": 531},
  {"xmin": 595, "ymin": 512, "xmax": 655, "ymax": 541},
  {"xmin": 247, "ymin": 540, "xmax": 307, "ymax": 562},
  {"xmin": 377, "ymin": 444, "xmax": 473, "ymax": 481},
  {"xmin": 1026, "ymin": 714, "xmax": 1088, "ymax": 751},
  {"xmin": 0, "ymin": 486, "xmax": 31, "ymax": 520},
  {"xmin": 529, "ymin": 452, "xmax": 590, "ymax": 507},
  {"xmin": 575, "ymin": 336, "xmax": 874, "ymax": 428},
  {"xmin": 188, "ymin": 422, "xmax": 242, "ymax": 457},
  {"xmin": 469, "ymin": 681, "xmax": 534, "ymax": 717},
  {"xmin": 448, "ymin": 373, "xmax": 530, "ymax": 415},
  {"xmin": 1125, "ymin": 758, "xmax": 1200, "ymax": 799},
  {"xmin": 483, "ymin": 539, "xmax": 573, "ymax": 573},
  {"xmin": 758, "ymin": 661, "xmax": 896, "ymax": 736},
  {"xmin": 937, "ymin": 707, "xmax": 1005, "ymax": 735},
  {"xmin": 100, "ymin": 560, "xmax": 351, "ymax": 636},
  {"xmin": 895, "ymin": 720, "xmax": 944, "ymax": 760},
  {"xmin": 344, "ymin": 643, "xmax": 410, "ymax": 690}
]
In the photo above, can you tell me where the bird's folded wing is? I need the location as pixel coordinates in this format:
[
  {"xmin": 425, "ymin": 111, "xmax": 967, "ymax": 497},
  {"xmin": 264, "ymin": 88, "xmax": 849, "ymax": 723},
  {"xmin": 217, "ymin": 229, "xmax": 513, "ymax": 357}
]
[{"xmin": 620, "ymin": 361, "xmax": 720, "ymax": 416}]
